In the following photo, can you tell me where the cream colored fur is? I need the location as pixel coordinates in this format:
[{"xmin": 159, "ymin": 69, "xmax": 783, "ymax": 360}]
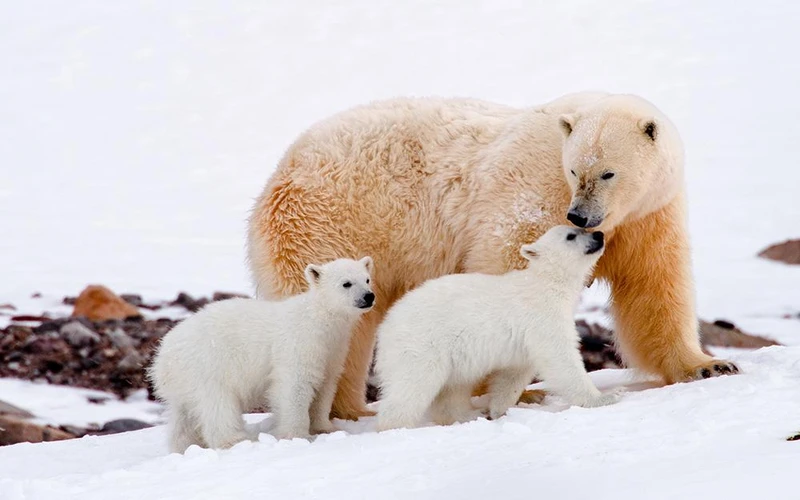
[
  {"xmin": 247, "ymin": 92, "xmax": 737, "ymax": 420},
  {"xmin": 375, "ymin": 226, "xmax": 620, "ymax": 431},
  {"xmin": 149, "ymin": 257, "xmax": 374, "ymax": 452}
]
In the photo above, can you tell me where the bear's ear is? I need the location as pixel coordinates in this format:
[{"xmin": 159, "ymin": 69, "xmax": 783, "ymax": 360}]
[
  {"xmin": 359, "ymin": 256, "xmax": 374, "ymax": 274},
  {"xmin": 304, "ymin": 264, "xmax": 323, "ymax": 286},
  {"xmin": 558, "ymin": 114, "xmax": 575, "ymax": 138},
  {"xmin": 638, "ymin": 118, "xmax": 657, "ymax": 141},
  {"xmin": 520, "ymin": 244, "xmax": 539, "ymax": 261}
]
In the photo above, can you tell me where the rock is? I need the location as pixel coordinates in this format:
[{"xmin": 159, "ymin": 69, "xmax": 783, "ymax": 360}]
[
  {"xmin": 0, "ymin": 400, "xmax": 34, "ymax": 419},
  {"xmin": 10, "ymin": 315, "xmax": 50, "ymax": 322},
  {"xmin": 72, "ymin": 285, "xmax": 141, "ymax": 321},
  {"xmin": 107, "ymin": 328, "xmax": 136, "ymax": 350},
  {"xmin": 0, "ymin": 304, "xmax": 16, "ymax": 311},
  {"xmin": 699, "ymin": 320, "xmax": 780, "ymax": 349},
  {"xmin": 758, "ymin": 239, "xmax": 800, "ymax": 265},
  {"xmin": 116, "ymin": 350, "xmax": 144, "ymax": 372},
  {"xmin": 120, "ymin": 294, "xmax": 143, "ymax": 307},
  {"xmin": 99, "ymin": 418, "xmax": 152, "ymax": 434},
  {"xmin": 212, "ymin": 291, "xmax": 250, "ymax": 302},
  {"xmin": 171, "ymin": 292, "xmax": 208, "ymax": 313},
  {"xmin": 0, "ymin": 416, "xmax": 74, "ymax": 445},
  {"xmin": 60, "ymin": 321, "xmax": 101, "ymax": 347},
  {"xmin": 60, "ymin": 425, "xmax": 89, "ymax": 438}
]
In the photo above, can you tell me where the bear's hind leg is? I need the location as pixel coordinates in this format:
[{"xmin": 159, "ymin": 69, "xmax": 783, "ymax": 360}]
[
  {"xmin": 167, "ymin": 404, "xmax": 204, "ymax": 453},
  {"xmin": 430, "ymin": 384, "xmax": 477, "ymax": 426},
  {"xmin": 376, "ymin": 373, "xmax": 445, "ymax": 432},
  {"xmin": 197, "ymin": 396, "xmax": 249, "ymax": 449},
  {"xmin": 486, "ymin": 369, "xmax": 531, "ymax": 420}
]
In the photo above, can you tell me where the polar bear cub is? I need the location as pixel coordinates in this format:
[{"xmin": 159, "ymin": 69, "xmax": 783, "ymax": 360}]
[
  {"xmin": 375, "ymin": 226, "xmax": 620, "ymax": 431},
  {"xmin": 149, "ymin": 257, "xmax": 375, "ymax": 452}
]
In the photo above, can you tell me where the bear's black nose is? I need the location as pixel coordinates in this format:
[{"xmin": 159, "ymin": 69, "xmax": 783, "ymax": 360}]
[
  {"xmin": 567, "ymin": 211, "xmax": 588, "ymax": 228},
  {"xmin": 359, "ymin": 292, "xmax": 375, "ymax": 309},
  {"xmin": 592, "ymin": 231, "xmax": 604, "ymax": 244}
]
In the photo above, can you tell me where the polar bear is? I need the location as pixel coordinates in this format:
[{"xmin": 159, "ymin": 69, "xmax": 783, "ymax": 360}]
[
  {"xmin": 148, "ymin": 257, "xmax": 374, "ymax": 452},
  {"xmin": 375, "ymin": 226, "xmax": 619, "ymax": 431},
  {"xmin": 247, "ymin": 92, "xmax": 738, "ymax": 421}
]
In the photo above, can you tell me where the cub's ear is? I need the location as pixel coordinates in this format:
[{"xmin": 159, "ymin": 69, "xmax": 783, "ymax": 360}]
[
  {"xmin": 304, "ymin": 264, "xmax": 323, "ymax": 286},
  {"xmin": 359, "ymin": 256, "xmax": 374, "ymax": 274},
  {"xmin": 520, "ymin": 244, "xmax": 539, "ymax": 261},
  {"xmin": 558, "ymin": 114, "xmax": 575, "ymax": 138},
  {"xmin": 638, "ymin": 118, "xmax": 657, "ymax": 141}
]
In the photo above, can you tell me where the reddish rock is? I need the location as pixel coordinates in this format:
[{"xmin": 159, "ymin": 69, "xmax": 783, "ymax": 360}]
[
  {"xmin": 72, "ymin": 285, "xmax": 141, "ymax": 321},
  {"xmin": 699, "ymin": 320, "xmax": 780, "ymax": 349},
  {"xmin": 758, "ymin": 239, "xmax": 800, "ymax": 265},
  {"xmin": 0, "ymin": 416, "xmax": 75, "ymax": 445}
]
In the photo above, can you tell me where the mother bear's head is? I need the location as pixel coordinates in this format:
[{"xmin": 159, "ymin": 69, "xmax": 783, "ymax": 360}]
[{"xmin": 558, "ymin": 94, "xmax": 685, "ymax": 231}]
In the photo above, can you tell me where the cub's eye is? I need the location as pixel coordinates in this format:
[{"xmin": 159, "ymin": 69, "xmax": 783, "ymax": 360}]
[
  {"xmin": 601, "ymin": 172, "xmax": 615, "ymax": 180},
  {"xmin": 570, "ymin": 170, "xmax": 576, "ymax": 176},
  {"xmin": 343, "ymin": 282, "xmax": 352, "ymax": 289},
  {"xmin": 566, "ymin": 233, "xmax": 576, "ymax": 241},
  {"xmin": 366, "ymin": 278, "xmax": 370, "ymax": 284}
]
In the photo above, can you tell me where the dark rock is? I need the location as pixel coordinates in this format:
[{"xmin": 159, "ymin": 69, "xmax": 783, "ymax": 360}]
[
  {"xmin": 107, "ymin": 328, "xmax": 136, "ymax": 350},
  {"xmin": 171, "ymin": 292, "xmax": 208, "ymax": 313},
  {"xmin": 31, "ymin": 292, "xmax": 42, "ymax": 299},
  {"xmin": 758, "ymin": 239, "xmax": 800, "ymax": 265},
  {"xmin": 120, "ymin": 294, "xmax": 143, "ymax": 307},
  {"xmin": 0, "ymin": 304, "xmax": 16, "ymax": 311},
  {"xmin": 99, "ymin": 418, "xmax": 153, "ymax": 434},
  {"xmin": 212, "ymin": 291, "xmax": 250, "ymax": 302},
  {"xmin": 10, "ymin": 315, "xmax": 50, "ymax": 322},
  {"xmin": 61, "ymin": 321, "xmax": 101, "ymax": 347},
  {"xmin": 87, "ymin": 396, "xmax": 110, "ymax": 405},
  {"xmin": 116, "ymin": 351, "xmax": 144, "ymax": 372},
  {"xmin": 713, "ymin": 319, "xmax": 736, "ymax": 330},
  {"xmin": 60, "ymin": 425, "xmax": 89, "ymax": 438}
]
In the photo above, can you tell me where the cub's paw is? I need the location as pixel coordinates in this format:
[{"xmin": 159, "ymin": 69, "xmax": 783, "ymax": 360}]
[
  {"xmin": 273, "ymin": 428, "xmax": 311, "ymax": 441},
  {"xmin": 581, "ymin": 388, "xmax": 624, "ymax": 408},
  {"xmin": 310, "ymin": 421, "xmax": 337, "ymax": 435},
  {"xmin": 685, "ymin": 359, "xmax": 739, "ymax": 381},
  {"xmin": 517, "ymin": 389, "xmax": 548, "ymax": 405}
]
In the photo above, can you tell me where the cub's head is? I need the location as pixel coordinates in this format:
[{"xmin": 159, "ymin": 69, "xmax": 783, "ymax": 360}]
[
  {"xmin": 520, "ymin": 226, "xmax": 604, "ymax": 276},
  {"xmin": 558, "ymin": 94, "xmax": 684, "ymax": 231},
  {"xmin": 304, "ymin": 257, "xmax": 375, "ymax": 313}
]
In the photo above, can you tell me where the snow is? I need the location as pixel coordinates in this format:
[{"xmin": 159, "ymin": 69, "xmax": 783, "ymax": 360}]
[
  {"xmin": 1, "ymin": 0, "xmax": 799, "ymax": 498},
  {"xmin": 0, "ymin": 380, "xmax": 161, "ymax": 428},
  {"xmin": 1, "ymin": 347, "xmax": 799, "ymax": 499}
]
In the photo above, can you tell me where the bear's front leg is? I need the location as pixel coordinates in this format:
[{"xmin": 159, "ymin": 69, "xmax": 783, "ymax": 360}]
[
  {"xmin": 597, "ymin": 197, "xmax": 738, "ymax": 383},
  {"xmin": 310, "ymin": 344, "xmax": 351, "ymax": 434},
  {"xmin": 271, "ymin": 373, "xmax": 315, "ymax": 440}
]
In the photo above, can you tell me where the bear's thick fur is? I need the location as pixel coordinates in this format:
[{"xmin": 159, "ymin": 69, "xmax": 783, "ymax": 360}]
[
  {"xmin": 149, "ymin": 257, "xmax": 374, "ymax": 451},
  {"xmin": 375, "ymin": 226, "xmax": 620, "ymax": 431},
  {"xmin": 247, "ymin": 92, "xmax": 738, "ymax": 421}
]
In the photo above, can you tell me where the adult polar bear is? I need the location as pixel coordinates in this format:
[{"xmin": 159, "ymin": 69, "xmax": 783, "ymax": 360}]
[{"xmin": 247, "ymin": 92, "xmax": 738, "ymax": 420}]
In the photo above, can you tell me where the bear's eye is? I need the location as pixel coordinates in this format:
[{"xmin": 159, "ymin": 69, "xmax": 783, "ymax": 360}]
[
  {"xmin": 366, "ymin": 278, "xmax": 370, "ymax": 284},
  {"xmin": 343, "ymin": 282, "xmax": 352, "ymax": 289},
  {"xmin": 601, "ymin": 172, "xmax": 615, "ymax": 180},
  {"xmin": 570, "ymin": 170, "xmax": 576, "ymax": 176},
  {"xmin": 566, "ymin": 233, "xmax": 577, "ymax": 241}
]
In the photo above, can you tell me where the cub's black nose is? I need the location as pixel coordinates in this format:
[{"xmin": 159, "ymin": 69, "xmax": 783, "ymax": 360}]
[
  {"xmin": 359, "ymin": 292, "xmax": 375, "ymax": 309},
  {"xmin": 592, "ymin": 231, "xmax": 604, "ymax": 244},
  {"xmin": 567, "ymin": 211, "xmax": 588, "ymax": 228}
]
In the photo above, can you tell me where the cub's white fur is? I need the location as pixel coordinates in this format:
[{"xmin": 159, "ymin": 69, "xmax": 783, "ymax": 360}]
[
  {"xmin": 149, "ymin": 257, "xmax": 375, "ymax": 452},
  {"xmin": 375, "ymin": 226, "xmax": 619, "ymax": 431}
]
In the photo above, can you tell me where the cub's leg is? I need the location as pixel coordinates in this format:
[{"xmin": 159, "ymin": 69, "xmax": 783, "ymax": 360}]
[
  {"xmin": 167, "ymin": 404, "xmax": 204, "ymax": 453},
  {"xmin": 485, "ymin": 369, "xmax": 533, "ymax": 420},
  {"xmin": 310, "ymin": 344, "xmax": 351, "ymax": 434},
  {"xmin": 197, "ymin": 395, "xmax": 249, "ymax": 449},
  {"xmin": 536, "ymin": 326, "xmax": 622, "ymax": 408},
  {"xmin": 271, "ymin": 372, "xmax": 316, "ymax": 440},
  {"xmin": 430, "ymin": 384, "xmax": 478, "ymax": 426}
]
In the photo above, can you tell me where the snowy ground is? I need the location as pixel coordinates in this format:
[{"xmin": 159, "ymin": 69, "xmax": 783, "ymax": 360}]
[
  {"xmin": 1, "ymin": 347, "xmax": 799, "ymax": 500},
  {"xmin": 1, "ymin": 0, "xmax": 799, "ymax": 498}
]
